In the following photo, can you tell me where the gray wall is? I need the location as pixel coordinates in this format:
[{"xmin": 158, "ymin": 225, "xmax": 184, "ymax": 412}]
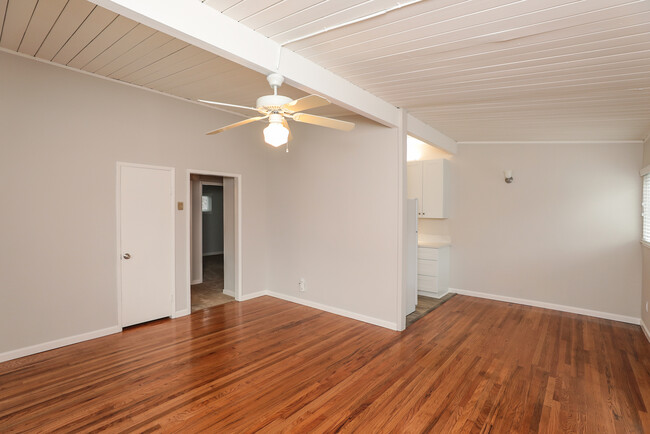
[
  {"xmin": 202, "ymin": 185, "xmax": 224, "ymax": 255},
  {"xmin": 0, "ymin": 51, "xmax": 271, "ymax": 353},
  {"xmin": 642, "ymin": 137, "xmax": 650, "ymax": 327},
  {"xmin": 0, "ymin": 50, "xmax": 404, "ymax": 355},
  {"xmin": 265, "ymin": 118, "xmax": 401, "ymax": 325},
  {"xmin": 448, "ymin": 142, "xmax": 643, "ymax": 318}
]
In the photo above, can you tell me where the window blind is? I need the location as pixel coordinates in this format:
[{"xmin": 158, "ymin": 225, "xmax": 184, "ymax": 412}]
[{"xmin": 642, "ymin": 173, "xmax": 650, "ymax": 243}]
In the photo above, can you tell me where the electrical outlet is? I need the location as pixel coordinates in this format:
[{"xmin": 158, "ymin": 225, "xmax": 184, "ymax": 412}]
[{"xmin": 299, "ymin": 278, "xmax": 305, "ymax": 292}]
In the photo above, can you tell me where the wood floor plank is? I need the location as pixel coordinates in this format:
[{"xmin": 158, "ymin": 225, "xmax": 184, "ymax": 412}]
[{"xmin": 1, "ymin": 295, "xmax": 649, "ymax": 432}]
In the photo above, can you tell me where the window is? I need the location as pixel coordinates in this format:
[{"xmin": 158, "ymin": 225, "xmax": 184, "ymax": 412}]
[
  {"xmin": 202, "ymin": 195, "xmax": 212, "ymax": 213},
  {"xmin": 641, "ymin": 168, "xmax": 650, "ymax": 245}
]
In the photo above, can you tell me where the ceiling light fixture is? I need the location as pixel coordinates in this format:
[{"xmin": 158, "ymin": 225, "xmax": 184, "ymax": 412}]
[{"xmin": 263, "ymin": 114, "xmax": 290, "ymax": 147}]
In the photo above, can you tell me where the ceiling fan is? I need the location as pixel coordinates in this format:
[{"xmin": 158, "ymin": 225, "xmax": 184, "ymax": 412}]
[{"xmin": 198, "ymin": 73, "xmax": 355, "ymax": 148}]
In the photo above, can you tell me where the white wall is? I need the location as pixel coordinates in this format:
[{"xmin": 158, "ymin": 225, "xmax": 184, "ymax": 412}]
[
  {"xmin": 449, "ymin": 142, "xmax": 643, "ymax": 319},
  {"xmin": 265, "ymin": 118, "xmax": 401, "ymax": 327},
  {"xmin": 0, "ymin": 51, "xmax": 271, "ymax": 354}
]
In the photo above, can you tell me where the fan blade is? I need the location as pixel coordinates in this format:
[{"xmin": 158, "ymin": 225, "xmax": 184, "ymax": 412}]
[
  {"xmin": 198, "ymin": 100, "xmax": 261, "ymax": 113},
  {"xmin": 281, "ymin": 117, "xmax": 293, "ymax": 141},
  {"xmin": 205, "ymin": 116, "xmax": 267, "ymax": 135},
  {"xmin": 282, "ymin": 95, "xmax": 330, "ymax": 113},
  {"xmin": 292, "ymin": 113, "xmax": 355, "ymax": 131}
]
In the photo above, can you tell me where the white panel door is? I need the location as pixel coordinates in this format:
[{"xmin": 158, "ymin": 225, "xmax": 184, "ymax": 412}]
[{"xmin": 119, "ymin": 164, "xmax": 174, "ymax": 327}]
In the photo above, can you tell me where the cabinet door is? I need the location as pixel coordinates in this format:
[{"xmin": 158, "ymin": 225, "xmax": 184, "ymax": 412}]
[
  {"xmin": 422, "ymin": 159, "xmax": 449, "ymax": 218},
  {"xmin": 407, "ymin": 162, "xmax": 423, "ymax": 214}
]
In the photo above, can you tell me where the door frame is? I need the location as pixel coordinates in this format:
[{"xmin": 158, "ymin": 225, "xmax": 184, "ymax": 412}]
[
  {"xmin": 186, "ymin": 169, "xmax": 242, "ymax": 310},
  {"xmin": 116, "ymin": 162, "xmax": 176, "ymax": 327}
]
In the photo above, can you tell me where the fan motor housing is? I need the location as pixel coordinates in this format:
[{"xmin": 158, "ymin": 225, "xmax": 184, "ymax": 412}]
[{"xmin": 256, "ymin": 95, "xmax": 293, "ymax": 113}]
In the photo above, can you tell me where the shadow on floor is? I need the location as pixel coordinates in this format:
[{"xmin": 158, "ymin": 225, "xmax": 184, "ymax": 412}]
[
  {"xmin": 406, "ymin": 293, "xmax": 455, "ymax": 327},
  {"xmin": 191, "ymin": 254, "xmax": 234, "ymax": 312}
]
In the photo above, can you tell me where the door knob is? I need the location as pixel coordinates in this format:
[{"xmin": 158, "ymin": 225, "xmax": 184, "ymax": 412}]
[{"xmin": 123, "ymin": 253, "xmax": 131, "ymax": 259}]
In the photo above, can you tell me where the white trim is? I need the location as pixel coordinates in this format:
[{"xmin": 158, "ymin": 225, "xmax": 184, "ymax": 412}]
[
  {"xmin": 396, "ymin": 109, "xmax": 407, "ymax": 332},
  {"xmin": 418, "ymin": 289, "xmax": 449, "ymax": 299},
  {"xmin": 640, "ymin": 165, "xmax": 650, "ymax": 177},
  {"xmin": 407, "ymin": 114, "xmax": 457, "ymax": 155},
  {"xmin": 458, "ymin": 140, "xmax": 644, "ymax": 145},
  {"xmin": 641, "ymin": 319, "xmax": 650, "ymax": 343},
  {"xmin": 280, "ymin": 0, "xmax": 424, "ymax": 46},
  {"xmin": 172, "ymin": 308, "xmax": 190, "ymax": 319},
  {"xmin": 0, "ymin": 326, "xmax": 121, "ymax": 363},
  {"xmin": 223, "ymin": 289, "xmax": 235, "ymax": 297},
  {"xmin": 239, "ymin": 290, "xmax": 268, "ymax": 301},
  {"xmin": 449, "ymin": 288, "xmax": 640, "ymax": 325},
  {"xmin": 116, "ymin": 162, "xmax": 176, "ymax": 327},
  {"xmin": 267, "ymin": 291, "xmax": 399, "ymax": 331},
  {"xmin": 186, "ymin": 169, "xmax": 243, "ymax": 311},
  {"xmin": 202, "ymin": 251, "xmax": 224, "ymax": 256},
  {"xmin": 191, "ymin": 279, "xmax": 203, "ymax": 285},
  {"xmin": 0, "ymin": 47, "xmax": 246, "ymax": 119}
]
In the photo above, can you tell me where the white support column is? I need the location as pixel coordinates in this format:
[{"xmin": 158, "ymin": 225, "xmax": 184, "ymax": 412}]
[
  {"xmin": 396, "ymin": 108, "xmax": 408, "ymax": 331},
  {"xmin": 89, "ymin": 0, "xmax": 400, "ymax": 127},
  {"xmin": 407, "ymin": 114, "xmax": 457, "ymax": 155}
]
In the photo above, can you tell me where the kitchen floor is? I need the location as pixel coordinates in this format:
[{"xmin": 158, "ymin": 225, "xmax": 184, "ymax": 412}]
[
  {"xmin": 406, "ymin": 293, "xmax": 455, "ymax": 327},
  {"xmin": 191, "ymin": 254, "xmax": 234, "ymax": 312}
]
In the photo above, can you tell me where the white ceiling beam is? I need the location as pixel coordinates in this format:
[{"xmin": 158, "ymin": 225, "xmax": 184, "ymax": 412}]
[
  {"xmin": 407, "ymin": 114, "xmax": 457, "ymax": 154},
  {"xmin": 89, "ymin": 0, "xmax": 401, "ymax": 127}
]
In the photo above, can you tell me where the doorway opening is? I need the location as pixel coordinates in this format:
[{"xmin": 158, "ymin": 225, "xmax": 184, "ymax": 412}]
[{"xmin": 188, "ymin": 172, "xmax": 240, "ymax": 312}]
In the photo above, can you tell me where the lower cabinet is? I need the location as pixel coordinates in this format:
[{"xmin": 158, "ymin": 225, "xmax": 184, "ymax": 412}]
[{"xmin": 417, "ymin": 246, "xmax": 450, "ymax": 298}]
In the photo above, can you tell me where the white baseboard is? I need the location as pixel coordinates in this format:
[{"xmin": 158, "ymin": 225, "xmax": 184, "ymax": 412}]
[
  {"xmin": 172, "ymin": 308, "xmax": 190, "ymax": 319},
  {"xmin": 266, "ymin": 291, "xmax": 398, "ymax": 331},
  {"xmin": 418, "ymin": 289, "xmax": 449, "ymax": 299},
  {"xmin": 238, "ymin": 290, "xmax": 268, "ymax": 302},
  {"xmin": 0, "ymin": 326, "xmax": 122, "ymax": 363},
  {"xmin": 234, "ymin": 290, "xmax": 397, "ymax": 330},
  {"xmin": 641, "ymin": 319, "xmax": 650, "ymax": 343},
  {"xmin": 223, "ymin": 289, "xmax": 235, "ymax": 297},
  {"xmin": 191, "ymin": 279, "xmax": 202, "ymax": 285},
  {"xmin": 449, "ymin": 288, "xmax": 640, "ymax": 325},
  {"xmin": 202, "ymin": 251, "xmax": 223, "ymax": 256}
]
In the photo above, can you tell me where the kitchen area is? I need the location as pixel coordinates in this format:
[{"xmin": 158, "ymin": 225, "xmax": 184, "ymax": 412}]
[{"xmin": 406, "ymin": 136, "xmax": 453, "ymax": 325}]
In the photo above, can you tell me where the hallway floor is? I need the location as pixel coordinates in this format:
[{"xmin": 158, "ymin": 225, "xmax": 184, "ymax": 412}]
[
  {"xmin": 406, "ymin": 293, "xmax": 455, "ymax": 327},
  {"xmin": 191, "ymin": 254, "xmax": 234, "ymax": 312}
]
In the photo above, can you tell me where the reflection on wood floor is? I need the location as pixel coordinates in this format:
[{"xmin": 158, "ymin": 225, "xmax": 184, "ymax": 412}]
[
  {"xmin": 191, "ymin": 254, "xmax": 233, "ymax": 312},
  {"xmin": 2, "ymin": 295, "xmax": 649, "ymax": 432}
]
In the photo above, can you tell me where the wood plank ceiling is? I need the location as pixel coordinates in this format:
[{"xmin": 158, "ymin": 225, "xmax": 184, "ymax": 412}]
[
  {"xmin": 0, "ymin": 0, "xmax": 351, "ymax": 121},
  {"xmin": 204, "ymin": 0, "xmax": 650, "ymax": 142}
]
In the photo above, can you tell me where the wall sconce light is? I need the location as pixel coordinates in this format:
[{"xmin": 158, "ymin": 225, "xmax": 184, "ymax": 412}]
[{"xmin": 504, "ymin": 170, "xmax": 513, "ymax": 183}]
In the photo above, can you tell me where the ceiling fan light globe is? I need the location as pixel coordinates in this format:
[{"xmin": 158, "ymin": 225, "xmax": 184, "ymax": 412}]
[{"xmin": 263, "ymin": 122, "xmax": 289, "ymax": 147}]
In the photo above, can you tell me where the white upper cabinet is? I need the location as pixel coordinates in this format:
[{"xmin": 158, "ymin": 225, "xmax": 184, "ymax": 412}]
[{"xmin": 407, "ymin": 159, "xmax": 449, "ymax": 218}]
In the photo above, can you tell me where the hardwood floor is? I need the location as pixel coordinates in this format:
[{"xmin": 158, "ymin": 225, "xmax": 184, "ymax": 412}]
[{"xmin": 1, "ymin": 295, "xmax": 650, "ymax": 432}]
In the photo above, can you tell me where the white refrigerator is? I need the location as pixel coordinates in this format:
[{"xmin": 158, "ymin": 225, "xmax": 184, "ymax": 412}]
[{"xmin": 406, "ymin": 198, "xmax": 418, "ymax": 315}]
